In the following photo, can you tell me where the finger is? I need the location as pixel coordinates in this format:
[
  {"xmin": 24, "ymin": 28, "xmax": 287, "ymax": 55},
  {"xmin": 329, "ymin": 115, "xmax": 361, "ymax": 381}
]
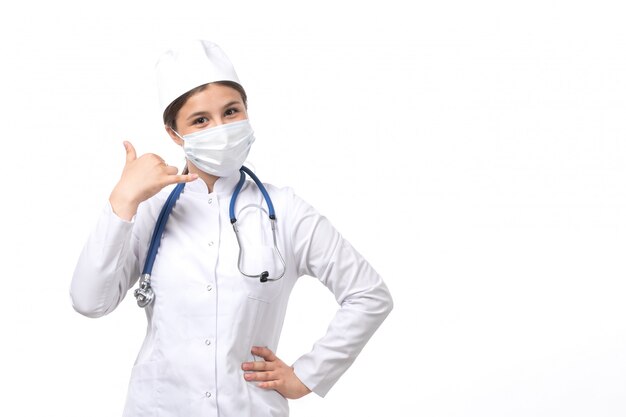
[
  {"xmin": 258, "ymin": 380, "xmax": 281, "ymax": 390},
  {"xmin": 164, "ymin": 165, "xmax": 179, "ymax": 175},
  {"xmin": 241, "ymin": 360, "xmax": 274, "ymax": 372},
  {"xmin": 251, "ymin": 346, "xmax": 277, "ymax": 362},
  {"xmin": 164, "ymin": 173, "xmax": 198, "ymax": 185},
  {"xmin": 144, "ymin": 153, "xmax": 165, "ymax": 165},
  {"xmin": 244, "ymin": 371, "xmax": 274, "ymax": 381},
  {"xmin": 123, "ymin": 141, "xmax": 137, "ymax": 164}
]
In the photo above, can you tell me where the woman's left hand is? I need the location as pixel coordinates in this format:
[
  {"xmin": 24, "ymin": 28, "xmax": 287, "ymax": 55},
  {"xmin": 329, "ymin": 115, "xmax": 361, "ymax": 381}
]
[{"xmin": 242, "ymin": 346, "xmax": 312, "ymax": 399}]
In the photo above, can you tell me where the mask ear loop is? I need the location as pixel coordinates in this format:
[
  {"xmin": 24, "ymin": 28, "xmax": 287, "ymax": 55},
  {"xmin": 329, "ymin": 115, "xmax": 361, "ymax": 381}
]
[{"xmin": 169, "ymin": 125, "xmax": 188, "ymax": 175}]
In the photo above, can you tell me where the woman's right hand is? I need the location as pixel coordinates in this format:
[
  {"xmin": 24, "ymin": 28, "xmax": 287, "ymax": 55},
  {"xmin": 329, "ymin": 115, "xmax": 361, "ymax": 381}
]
[{"xmin": 109, "ymin": 141, "xmax": 198, "ymax": 220}]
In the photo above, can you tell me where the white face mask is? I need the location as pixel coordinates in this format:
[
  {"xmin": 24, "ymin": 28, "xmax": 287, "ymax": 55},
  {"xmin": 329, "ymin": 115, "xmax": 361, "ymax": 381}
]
[{"xmin": 174, "ymin": 119, "xmax": 255, "ymax": 177}]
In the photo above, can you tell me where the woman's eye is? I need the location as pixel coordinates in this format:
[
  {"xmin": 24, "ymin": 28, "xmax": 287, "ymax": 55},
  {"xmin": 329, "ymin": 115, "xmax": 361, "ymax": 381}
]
[
  {"xmin": 193, "ymin": 117, "xmax": 209, "ymax": 125},
  {"xmin": 224, "ymin": 108, "xmax": 239, "ymax": 117}
]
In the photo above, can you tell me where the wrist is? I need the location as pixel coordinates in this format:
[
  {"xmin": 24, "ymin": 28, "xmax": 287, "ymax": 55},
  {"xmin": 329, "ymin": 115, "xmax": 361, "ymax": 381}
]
[{"xmin": 109, "ymin": 189, "xmax": 139, "ymax": 221}]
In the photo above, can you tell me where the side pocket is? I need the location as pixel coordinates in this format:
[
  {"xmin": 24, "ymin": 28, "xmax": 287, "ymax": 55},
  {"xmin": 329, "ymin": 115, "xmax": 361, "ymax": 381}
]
[{"xmin": 122, "ymin": 361, "xmax": 159, "ymax": 417}]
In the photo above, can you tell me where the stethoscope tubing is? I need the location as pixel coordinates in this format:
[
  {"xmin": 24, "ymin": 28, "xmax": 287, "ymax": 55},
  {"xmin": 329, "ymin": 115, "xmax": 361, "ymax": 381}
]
[
  {"xmin": 230, "ymin": 165, "xmax": 275, "ymax": 222},
  {"xmin": 142, "ymin": 182, "xmax": 186, "ymax": 276},
  {"xmin": 134, "ymin": 166, "xmax": 285, "ymax": 308}
]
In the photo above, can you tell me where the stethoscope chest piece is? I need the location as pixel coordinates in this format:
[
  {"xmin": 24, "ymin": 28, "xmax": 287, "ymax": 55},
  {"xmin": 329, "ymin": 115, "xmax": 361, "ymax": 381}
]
[{"xmin": 134, "ymin": 273, "xmax": 155, "ymax": 307}]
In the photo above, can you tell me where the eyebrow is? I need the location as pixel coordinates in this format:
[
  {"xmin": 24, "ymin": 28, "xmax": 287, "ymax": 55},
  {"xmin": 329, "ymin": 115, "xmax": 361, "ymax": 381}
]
[
  {"xmin": 222, "ymin": 100, "xmax": 243, "ymax": 109},
  {"xmin": 186, "ymin": 111, "xmax": 209, "ymax": 121},
  {"xmin": 185, "ymin": 101, "xmax": 244, "ymax": 121}
]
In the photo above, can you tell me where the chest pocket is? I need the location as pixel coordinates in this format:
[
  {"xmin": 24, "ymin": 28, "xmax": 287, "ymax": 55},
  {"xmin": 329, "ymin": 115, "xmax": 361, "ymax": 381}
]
[{"xmin": 238, "ymin": 244, "xmax": 284, "ymax": 302}]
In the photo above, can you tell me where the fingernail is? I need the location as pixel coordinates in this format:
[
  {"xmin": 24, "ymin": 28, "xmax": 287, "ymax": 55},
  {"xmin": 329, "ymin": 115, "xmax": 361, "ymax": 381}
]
[{"xmin": 244, "ymin": 373, "xmax": 252, "ymax": 380}]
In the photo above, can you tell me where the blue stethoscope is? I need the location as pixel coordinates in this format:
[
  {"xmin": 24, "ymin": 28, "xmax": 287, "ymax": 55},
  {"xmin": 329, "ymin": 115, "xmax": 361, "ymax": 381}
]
[{"xmin": 134, "ymin": 166, "xmax": 286, "ymax": 308}]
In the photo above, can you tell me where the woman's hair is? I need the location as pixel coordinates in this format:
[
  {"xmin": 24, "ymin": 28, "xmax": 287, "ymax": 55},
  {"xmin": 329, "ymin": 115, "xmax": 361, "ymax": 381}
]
[{"xmin": 162, "ymin": 81, "xmax": 248, "ymax": 131}]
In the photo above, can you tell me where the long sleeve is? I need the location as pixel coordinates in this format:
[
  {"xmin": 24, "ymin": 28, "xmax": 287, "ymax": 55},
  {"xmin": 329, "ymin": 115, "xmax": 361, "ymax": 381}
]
[
  {"xmin": 70, "ymin": 201, "xmax": 142, "ymax": 318},
  {"xmin": 288, "ymin": 193, "xmax": 393, "ymax": 397}
]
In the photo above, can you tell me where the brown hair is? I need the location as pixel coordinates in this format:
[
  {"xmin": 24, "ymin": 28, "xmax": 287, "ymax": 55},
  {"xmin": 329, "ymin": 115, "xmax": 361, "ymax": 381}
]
[{"xmin": 162, "ymin": 81, "xmax": 248, "ymax": 131}]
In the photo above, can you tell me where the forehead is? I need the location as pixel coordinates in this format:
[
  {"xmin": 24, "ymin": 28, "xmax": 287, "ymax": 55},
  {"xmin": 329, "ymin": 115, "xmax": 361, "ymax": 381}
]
[{"xmin": 181, "ymin": 83, "xmax": 244, "ymax": 112}]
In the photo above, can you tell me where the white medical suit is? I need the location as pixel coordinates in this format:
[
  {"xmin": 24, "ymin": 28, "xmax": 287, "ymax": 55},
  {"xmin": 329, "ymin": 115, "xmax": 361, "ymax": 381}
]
[{"xmin": 70, "ymin": 172, "xmax": 393, "ymax": 417}]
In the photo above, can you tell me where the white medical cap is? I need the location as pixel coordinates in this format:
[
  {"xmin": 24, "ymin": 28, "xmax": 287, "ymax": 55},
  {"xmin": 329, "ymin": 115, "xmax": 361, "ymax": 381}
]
[{"xmin": 155, "ymin": 40, "xmax": 242, "ymax": 114}]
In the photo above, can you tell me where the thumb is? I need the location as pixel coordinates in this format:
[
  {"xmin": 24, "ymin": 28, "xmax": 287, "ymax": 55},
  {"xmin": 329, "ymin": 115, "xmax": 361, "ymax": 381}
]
[{"xmin": 123, "ymin": 141, "xmax": 137, "ymax": 164}]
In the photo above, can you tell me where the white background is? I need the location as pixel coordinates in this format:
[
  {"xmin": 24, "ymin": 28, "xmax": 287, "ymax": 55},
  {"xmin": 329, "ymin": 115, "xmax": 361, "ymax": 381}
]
[{"xmin": 1, "ymin": 0, "xmax": 625, "ymax": 416}]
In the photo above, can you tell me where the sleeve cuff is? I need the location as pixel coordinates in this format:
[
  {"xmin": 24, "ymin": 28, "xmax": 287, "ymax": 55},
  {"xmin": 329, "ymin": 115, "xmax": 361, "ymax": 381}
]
[{"xmin": 291, "ymin": 356, "xmax": 333, "ymax": 398}]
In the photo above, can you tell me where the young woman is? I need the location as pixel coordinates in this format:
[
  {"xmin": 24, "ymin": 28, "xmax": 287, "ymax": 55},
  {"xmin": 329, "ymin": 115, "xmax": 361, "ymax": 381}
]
[{"xmin": 70, "ymin": 40, "xmax": 393, "ymax": 417}]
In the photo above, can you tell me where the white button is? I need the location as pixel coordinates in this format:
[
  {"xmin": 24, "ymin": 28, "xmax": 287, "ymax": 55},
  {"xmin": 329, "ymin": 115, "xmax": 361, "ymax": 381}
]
[
  {"xmin": 205, "ymin": 339, "xmax": 211, "ymax": 346},
  {"xmin": 208, "ymin": 241, "xmax": 214, "ymax": 246},
  {"xmin": 208, "ymin": 198, "xmax": 213, "ymax": 204},
  {"xmin": 205, "ymin": 391, "xmax": 212, "ymax": 398},
  {"xmin": 206, "ymin": 284, "xmax": 213, "ymax": 291}
]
